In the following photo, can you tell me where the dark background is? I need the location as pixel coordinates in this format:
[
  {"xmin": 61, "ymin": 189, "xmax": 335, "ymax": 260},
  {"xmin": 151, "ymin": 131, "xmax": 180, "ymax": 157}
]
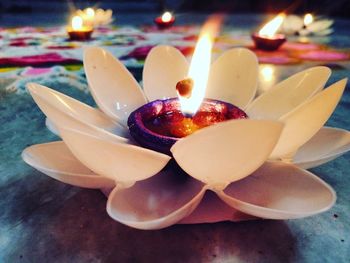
[{"xmin": 0, "ymin": 0, "xmax": 349, "ymax": 17}]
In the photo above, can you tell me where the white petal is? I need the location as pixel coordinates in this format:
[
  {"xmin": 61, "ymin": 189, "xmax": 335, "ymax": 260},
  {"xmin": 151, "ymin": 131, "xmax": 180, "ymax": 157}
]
[
  {"xmin": 45, "ymin": 118, "xmax": 60, "ymax": 136},
  {"xmin": 27, "ymin": 83, "xmax": 128, "ymax": 143},
  {"xmin": 84, "ymin": 47, "xmax": 147, "ymax": 125},
  {"xmin": 171, "ymin": 120, "xmax": 284, "ymax": 190},
  {"xmin": 246, "ymin": 66, "xmax": 331, "ymax": 120},
  {"xmin": 293, "ymin": 127, "xmax": 350, "ymax": 169},
  {"xmin": 107, "ymin": 167, "xmax": 206, "ymax": 230},
  {"xmin": 206, "ymin": 48, "xmax": 258, "ymax": 109},
  {"xmin": 308, "ymin": 20, "xmax": 333, "ymax": 33},
  {"xmin": 270, "ymin": 78, "xmax": 347, "ymax": 159},
  {"xmin": 179, "ymin": 191, "xmax": 255, "ymax": 224},
  {"xmin": 59, "ymin": 128, "xmax": 171, "ymax": 186},
  {"xmin": 143, "ymin": 45, "xmax": 189, "ymax": 101},
  {"xmin": 217, "ymin": 162, "xmax": 336, "ymax": 219},
  {"xmin": 22, "ymin": 141, "xmax": 115, "ymax": 188},
  {"xmin": 314, "ymin": 29, "xmax": 333, "ymax": 36},
  {"xmin": 281, "ymin": 15, "xmax": 304, "ymax": 34}
]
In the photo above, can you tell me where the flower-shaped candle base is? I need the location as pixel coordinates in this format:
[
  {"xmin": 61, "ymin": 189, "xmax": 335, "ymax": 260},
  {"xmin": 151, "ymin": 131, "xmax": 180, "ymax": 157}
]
[{"xmin": 22, "ymin": 45, "xmax": 350, "ymax": 230}]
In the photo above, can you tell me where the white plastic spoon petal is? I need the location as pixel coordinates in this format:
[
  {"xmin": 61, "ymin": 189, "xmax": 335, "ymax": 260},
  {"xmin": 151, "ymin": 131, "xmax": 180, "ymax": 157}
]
[
  {"xmin": 217, "ymin": 162, "xmax": 336, "ymax": 219},
  {"xmin": 84, "ymin": 46, "xmax": 147, "ymax": 125},
  {"xmin": 179, "ymin": 191, "xmax": 255, "ymax": 224},
  {"xmin": 293, "ymin": 127, "xmax": 350, "ymax": 169},
  {"xmin": 107, "ymin": 166, "xmax": 206, "ymax": 230},
  {"xmin": 45, "ymin": 118, "xmax": 60, "ymax": 136},
  {"xmin": 314, "ymin": 29, "xmax": 333, "ymax": 36},
  {"xmin": 206, "ymin": 48, "xmax": 258, "ymax": 109},
  {"xmin": 171, "ymin": 119, "xmax": 284, "ymax": 190},
  {"xmin": 28, "ymin": 85, "xmax": 129, "ymax": 144},
  {"xmin": 143, "ymin": 45, "xmax": 189, "ymax": 101},
  {"xmin": 270, "ymin": 78, "xmax": 347, "ymax": 159},
  {"xmin": 22, "ymin": 141, "xmax": 115, "ymax": 188},
  {"xmin": 308, "ymin": 20, "xmax": 334, "ymax": 33},
  {"xmin": 59, "ymin": 128, "xmax": 171, "ymax": 187},
  {"xmin": 281, "ymin": 15, "xmax": 304, "ymax": 34},
  {"xmin": 246, "ymin": 66, "xmax": 331, "ymax": 120},
  {"xmin": 27, "ymin": 83, "xmax": 128, "ymax": 141}
]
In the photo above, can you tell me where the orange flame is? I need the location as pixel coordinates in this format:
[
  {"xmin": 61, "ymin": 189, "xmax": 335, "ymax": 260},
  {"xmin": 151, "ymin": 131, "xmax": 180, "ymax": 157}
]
[
  {"xmin": 178, "ymin": 15, "xmax": 223, "ymax": 116},
  {"xmin": 85, "ymin": 8, "xmax": 95, "ymax": 18},
  {"xmin": 304, "ymin": 13, "xmax": 313, "ymax": 26},
  {"xmin": 72, "ymin": 16, "xmax": 83, "ymax": 30},
  {"xmin": 259, "ymin": 14, "xmax": 285, "ymax": 37},
  {"xmin": 161, "ymin": 12, "xmax": 172, "ymax": 22}
]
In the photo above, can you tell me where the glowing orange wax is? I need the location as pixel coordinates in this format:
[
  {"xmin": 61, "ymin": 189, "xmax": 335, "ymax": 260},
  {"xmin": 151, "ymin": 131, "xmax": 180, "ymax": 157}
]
[{"xmin": 144, "ymin": 107, "xmax": 246, "ymax": 138}]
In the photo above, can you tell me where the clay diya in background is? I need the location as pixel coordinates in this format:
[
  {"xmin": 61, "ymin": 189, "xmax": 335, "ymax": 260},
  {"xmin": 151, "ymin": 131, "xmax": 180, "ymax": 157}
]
[
  {"xmin": 252, "ymin": 14, "xmax": 286, "ymax": 51},
  {"xmin": 67, "ymin": 16, "xmax": 93, "ymax": 41},
  {"xmin": 154, "ymin": 11, "xmax": 175, "ymax": 29}
]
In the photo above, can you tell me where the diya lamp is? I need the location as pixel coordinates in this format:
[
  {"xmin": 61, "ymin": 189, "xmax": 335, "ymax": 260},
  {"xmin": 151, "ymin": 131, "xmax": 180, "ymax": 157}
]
[
  {"xmin": 154, "ymin": 11, "xmax": 175, "ymax": 29},
  {"xmin": 252, "ymin": 14, "xmax": 286, "ymax": 51},
  {"xmin": 128, "ymin": 17, "xmax": 247, "ymax": 154},
  {"xmin": 67, "ymin": 16, "xmax": 94, "ymax": 41}
]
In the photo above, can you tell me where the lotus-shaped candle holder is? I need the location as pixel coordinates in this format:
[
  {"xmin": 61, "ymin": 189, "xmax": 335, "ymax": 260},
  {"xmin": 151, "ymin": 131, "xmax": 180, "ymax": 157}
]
[
  {"xmin": 22, "ymin": 45, "xmax": 350, "ymax": 230},
  {"xmin": 76, "ymin": 8, "xmax": 113, "ymax": 27},
  {"xmin": 280, "ymin": 14, "xmax": 333, "ymax": 36}
]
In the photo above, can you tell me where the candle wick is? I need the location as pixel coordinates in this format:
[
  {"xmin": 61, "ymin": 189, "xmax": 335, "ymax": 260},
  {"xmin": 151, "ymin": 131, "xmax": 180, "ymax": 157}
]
[
  {"xmin": 182, "ymin": 112, "xmax": 194, "ymax": 118},
  {"xmin": 176, "ymin": 78, "xmax": 194, "ymax": 98}
]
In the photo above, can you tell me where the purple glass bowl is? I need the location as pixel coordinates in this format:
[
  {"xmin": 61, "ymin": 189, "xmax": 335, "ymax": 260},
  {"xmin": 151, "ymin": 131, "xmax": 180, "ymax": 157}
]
[
  {"xmin": 252, "ymin": 33, "xmax": 286, "ymax": 51},
  {"xmin": 127, "ymin": 98, "xmax": 248, "ymax": 155}
]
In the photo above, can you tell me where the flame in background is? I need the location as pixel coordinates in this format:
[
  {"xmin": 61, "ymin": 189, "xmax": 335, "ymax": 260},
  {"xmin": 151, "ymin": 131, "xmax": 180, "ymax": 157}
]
[
  {"xmin": 304, "ymin": 13, "xmax": 313, "ymax": 26},
  {"xmin": 85, "ymin": 8, "xmax": 95, "ymax": 18},
  {"xmin": 259, "ymin": 14, "xmax": 285, "ymax": 37},
  {"xmin": 161, "ymin": 12, "xmax": 172, "ymax": 22},
  {"xmin": 72, "ymin": 16, "xmax": 83, "ymax": 30},
  {"xmin": 178, "ymin": 15, "xmax": 223, "ymax": 116}
]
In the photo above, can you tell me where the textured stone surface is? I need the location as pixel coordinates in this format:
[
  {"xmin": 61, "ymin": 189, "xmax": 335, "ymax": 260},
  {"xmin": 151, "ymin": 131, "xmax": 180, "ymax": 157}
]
[{"xmin": 1, "ymin": 14, "xmax": 350, "ymax": 263}]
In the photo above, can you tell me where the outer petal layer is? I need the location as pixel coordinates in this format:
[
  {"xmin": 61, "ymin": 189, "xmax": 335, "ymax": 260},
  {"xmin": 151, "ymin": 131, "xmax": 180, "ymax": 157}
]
[
  {"xmin": 246, "ymin": 66, "xmax": 331, "ymax": 120},
  {"xmin": 22, "ymin": 141, "xmax": 115, "ymax": 188},
  {"xmin": 107, "ymin": 164, "xmax": 206, "ymax": 230},
  {"xmin": 143, "ymin": 45, "xmax": 189, "ymax": 101},
  {"xmin": 27, "ymin": 83, "xmax": 128, "ymax": 142},
  {"xmin": 59, "ymin": 128, "xmax": 171, "ymax": 187},
  {"xmin": 84, "ymin": 47, "xmax": 147, "ymax": 125},
  {"xmin": 171, "ymin": 119, "xmax": 284, "ymax": 190},
  {"xmin": 206, "ymin": 48, "xmax": 258, "ymax": 109},
  {"xmin": 270, "ymin": 78, "xmax": 347, "ymax": 159},
  {"xmin": 293, "ymin": 127, "xmax": 350, "ymax": 169},
  {"xmin": 179, "ymin": 191, "xmax": 255, "ymax": 224},
  {"xmin": 217, "ymin": 162, "xmax": 336, "ymax": 219}
]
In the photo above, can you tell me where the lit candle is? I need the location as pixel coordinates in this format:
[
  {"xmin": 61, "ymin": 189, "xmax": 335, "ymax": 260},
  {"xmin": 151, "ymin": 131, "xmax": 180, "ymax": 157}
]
[
  {"xmin": 67, "ymin": 16, "xmax": 94, "ymax": 41},
  {"xmin": 128, "ymin": 17, "xmax": 248, "ymax": 153},
  {"xmin": 154, "ymin": 11, "xmax": 175, "ymax": 29},
  {"xmin": 252, "ymin": 14, "xmax": 286, "ymax": 51}
]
